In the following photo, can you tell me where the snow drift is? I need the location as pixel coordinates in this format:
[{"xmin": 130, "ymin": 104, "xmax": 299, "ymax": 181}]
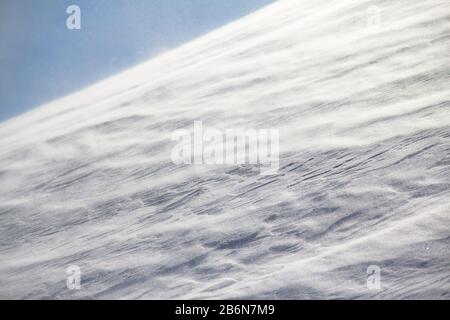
[{"xmin": 0, "ymin": 0, "xmax": 449, "ymax": 299}]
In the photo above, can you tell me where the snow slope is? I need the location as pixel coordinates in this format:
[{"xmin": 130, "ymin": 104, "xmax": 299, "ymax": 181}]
[{"xmin": 0, "ymin": 0, "xmax": 449, "ymax": 299}]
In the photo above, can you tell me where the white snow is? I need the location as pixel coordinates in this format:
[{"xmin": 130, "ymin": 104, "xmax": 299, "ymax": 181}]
[{"xmin": 0, "ymin": 0, "xmax": 449, "ymax": 299}]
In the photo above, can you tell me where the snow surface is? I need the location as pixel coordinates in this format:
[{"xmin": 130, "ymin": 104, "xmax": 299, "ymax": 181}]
[{"xmin": 0, "ymin": 0, "xmax": 449, "ymax": 299}]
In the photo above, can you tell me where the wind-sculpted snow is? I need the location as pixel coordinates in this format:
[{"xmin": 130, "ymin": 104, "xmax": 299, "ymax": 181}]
[{"xmin": 0, "ymin": 0, "xmax": 449, "ymax": 299}]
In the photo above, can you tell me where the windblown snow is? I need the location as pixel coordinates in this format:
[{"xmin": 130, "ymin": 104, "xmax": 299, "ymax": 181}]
[{"xmin": 0, "ymin": 0, "xmax": 449, "ymax": 299}]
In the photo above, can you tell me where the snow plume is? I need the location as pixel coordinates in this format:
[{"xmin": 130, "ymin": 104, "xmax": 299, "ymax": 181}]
[{"xmin": 0, "ymin": 0, "xmax": 449, "ymax": 299}]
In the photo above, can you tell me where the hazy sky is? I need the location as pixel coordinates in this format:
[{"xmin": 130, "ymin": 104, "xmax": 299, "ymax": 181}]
[{"xmin": 0, "ymin": 0, "xmax": 274, "ymax": 122}]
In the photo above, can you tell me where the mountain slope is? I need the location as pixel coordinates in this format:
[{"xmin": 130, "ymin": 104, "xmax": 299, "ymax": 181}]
[{"xmin": 0, "ymin": 0, "xmax": 449, "ymax": 299}]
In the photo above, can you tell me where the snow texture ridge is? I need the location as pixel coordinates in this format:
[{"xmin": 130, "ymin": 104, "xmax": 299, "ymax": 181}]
[{"xmin": 0, "ymin": 0, "xmax": 449, "ymax": 299}]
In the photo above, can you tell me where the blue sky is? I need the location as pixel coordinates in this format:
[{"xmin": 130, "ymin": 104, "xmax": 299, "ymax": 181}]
[{"xmin": 0, "ymin": 0, "xmax": 274, "ymax": 122}]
